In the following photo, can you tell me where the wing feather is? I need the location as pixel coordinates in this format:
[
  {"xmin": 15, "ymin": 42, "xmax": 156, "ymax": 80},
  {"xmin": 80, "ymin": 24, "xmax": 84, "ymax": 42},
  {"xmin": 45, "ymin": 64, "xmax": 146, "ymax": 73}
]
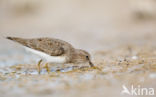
[
  {"xmin": 7, "ymin": 37, "xmax": 70, "ymax": 56},
  {"xmin": 26, "ymin": 38, "xmax": 65, "ymax": 56}
]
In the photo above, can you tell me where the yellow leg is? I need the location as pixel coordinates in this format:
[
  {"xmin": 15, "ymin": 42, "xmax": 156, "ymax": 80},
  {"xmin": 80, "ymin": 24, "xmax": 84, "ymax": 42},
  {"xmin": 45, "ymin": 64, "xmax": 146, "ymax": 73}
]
[
  {"xmin": 44, "ymin": 63, "xmax": 50, "ymax": 74},
  {"xmin": 37, "ymin": 59, "xmax": 42, "ymax": 74}
]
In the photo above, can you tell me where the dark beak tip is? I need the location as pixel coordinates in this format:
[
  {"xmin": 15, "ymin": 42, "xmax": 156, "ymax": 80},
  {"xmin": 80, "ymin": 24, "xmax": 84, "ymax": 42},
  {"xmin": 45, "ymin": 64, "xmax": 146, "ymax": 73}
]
[{"xmin": 89, "ymin": 61, "xmax": 94, "ymax": 67}]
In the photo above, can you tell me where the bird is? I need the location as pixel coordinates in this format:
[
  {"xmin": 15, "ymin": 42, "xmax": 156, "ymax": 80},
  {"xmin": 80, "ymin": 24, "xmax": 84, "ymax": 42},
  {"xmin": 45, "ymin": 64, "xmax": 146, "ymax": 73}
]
[{"xmin": 6, "ymin": 37, "xmax": 94, "ymax": 73}]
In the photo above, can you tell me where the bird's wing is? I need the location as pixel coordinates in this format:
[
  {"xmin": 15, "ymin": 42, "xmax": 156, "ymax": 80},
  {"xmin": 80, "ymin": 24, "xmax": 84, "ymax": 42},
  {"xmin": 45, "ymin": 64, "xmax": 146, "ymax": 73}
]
[{"xmin": 7, "ymin": 37, "xmax": 66, "ymax": 56}]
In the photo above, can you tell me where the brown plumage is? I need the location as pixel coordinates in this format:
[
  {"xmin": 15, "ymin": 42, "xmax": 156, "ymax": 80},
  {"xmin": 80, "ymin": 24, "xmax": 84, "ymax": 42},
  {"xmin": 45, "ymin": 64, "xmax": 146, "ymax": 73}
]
[{"xmin": 7, "ymin": 37, "xmax": 74, "ymax": 56}]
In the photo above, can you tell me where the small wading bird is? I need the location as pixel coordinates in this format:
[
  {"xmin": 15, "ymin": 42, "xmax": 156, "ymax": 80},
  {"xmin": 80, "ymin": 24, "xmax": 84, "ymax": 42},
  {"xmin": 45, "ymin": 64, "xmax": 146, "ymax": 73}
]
[{"xmin": 7, "ymin": 37, "xmax": 94, "ymax": 74}]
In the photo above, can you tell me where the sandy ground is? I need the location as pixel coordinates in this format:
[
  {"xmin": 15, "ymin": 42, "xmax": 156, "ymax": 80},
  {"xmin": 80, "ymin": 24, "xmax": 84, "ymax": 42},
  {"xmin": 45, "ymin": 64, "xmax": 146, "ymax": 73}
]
[
  {"xmin": 0, "ymin": 45, "xmax": 156, "ymax": 97},
  {"xmin": 0, "ymin": 0, "xmax": 156, "ymax": 97}
]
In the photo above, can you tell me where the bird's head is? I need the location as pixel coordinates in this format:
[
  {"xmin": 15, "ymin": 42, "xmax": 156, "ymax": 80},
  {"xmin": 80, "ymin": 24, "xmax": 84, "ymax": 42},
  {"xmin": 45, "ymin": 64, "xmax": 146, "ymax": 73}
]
[{"xmin": 72, "ymin": 49, "xmax": 94, "ymax": 67}]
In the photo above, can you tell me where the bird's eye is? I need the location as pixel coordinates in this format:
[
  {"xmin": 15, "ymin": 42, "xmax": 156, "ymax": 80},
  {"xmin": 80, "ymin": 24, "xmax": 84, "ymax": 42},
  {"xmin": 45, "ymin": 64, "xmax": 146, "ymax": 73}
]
[{"xmin": 86, "ymin": 56, "xmax": 89, "ymax": 59}]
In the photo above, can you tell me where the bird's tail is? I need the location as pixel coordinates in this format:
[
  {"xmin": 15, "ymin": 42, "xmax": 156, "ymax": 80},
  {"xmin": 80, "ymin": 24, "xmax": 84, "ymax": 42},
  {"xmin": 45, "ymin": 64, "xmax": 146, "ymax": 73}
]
[
  {"xmin": 6, "ymin": 36, "xmax": 27, "ymax": 46},
  {"xmin": 6, "ymin": 37, "xmax": 16, "ymax": 40}
]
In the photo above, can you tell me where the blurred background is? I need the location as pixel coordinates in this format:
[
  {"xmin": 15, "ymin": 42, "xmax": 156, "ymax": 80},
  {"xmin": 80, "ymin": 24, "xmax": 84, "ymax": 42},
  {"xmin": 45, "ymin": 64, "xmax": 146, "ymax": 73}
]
[
  {"xmin": 0, "ymin": 1, "xmax": 156, "ymax": 97},
  {"xmin": 0, "ymin": 0, "xmax": 156, "ymax": 52}
]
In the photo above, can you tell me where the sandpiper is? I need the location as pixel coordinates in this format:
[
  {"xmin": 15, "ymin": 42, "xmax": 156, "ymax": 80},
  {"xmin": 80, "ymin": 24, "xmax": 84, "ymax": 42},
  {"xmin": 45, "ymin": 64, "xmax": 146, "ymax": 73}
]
[{"xmin": 7, "ymin": 37, "xmax": 94, "ymax": 73}]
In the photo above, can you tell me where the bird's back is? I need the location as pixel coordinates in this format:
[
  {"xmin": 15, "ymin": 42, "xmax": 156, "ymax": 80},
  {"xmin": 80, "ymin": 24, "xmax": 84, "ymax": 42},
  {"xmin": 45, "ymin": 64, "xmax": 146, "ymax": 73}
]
[{"xmin": 7, "ymin": 37, "xmax": 74, "ymax": 56}]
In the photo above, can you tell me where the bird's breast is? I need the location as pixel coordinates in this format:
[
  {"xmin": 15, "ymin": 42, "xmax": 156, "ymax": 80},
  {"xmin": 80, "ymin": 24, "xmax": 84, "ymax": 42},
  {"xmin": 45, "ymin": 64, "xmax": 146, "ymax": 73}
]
[{"xmin": 25, "ymin": 47, "xmax": 67, "ymax": 63}]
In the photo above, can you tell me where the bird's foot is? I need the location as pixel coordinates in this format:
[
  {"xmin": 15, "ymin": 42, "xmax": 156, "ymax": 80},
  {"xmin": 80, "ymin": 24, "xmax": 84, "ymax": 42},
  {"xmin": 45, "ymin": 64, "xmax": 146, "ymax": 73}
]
[
  {"xmin": 37, "ymin": 59, "xmax": 42, "ymax": 74},
  {"xmin": 91, "ymin": 66, "xmax": 102, "ymax": 71},
  {"xmin": 44, "ymin": 63, "xmax": 50, "ymax": 74}
]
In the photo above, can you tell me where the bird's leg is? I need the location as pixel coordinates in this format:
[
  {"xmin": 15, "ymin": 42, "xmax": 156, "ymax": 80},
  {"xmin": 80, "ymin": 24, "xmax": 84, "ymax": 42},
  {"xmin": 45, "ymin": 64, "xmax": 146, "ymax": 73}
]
[
  {"xmin": 44, "ymin": 63, "xmax": 50, "ymax": 74},
  {"xmin": 37, "ymin": 59, "xmax": 42, "ymax": 74}
]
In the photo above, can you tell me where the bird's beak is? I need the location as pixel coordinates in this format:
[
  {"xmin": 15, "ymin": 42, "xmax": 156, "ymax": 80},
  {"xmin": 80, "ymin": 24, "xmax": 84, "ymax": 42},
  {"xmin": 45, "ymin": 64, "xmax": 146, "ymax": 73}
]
[{"xmin": 89, "ymin": 60, "xmax": 94, "ymax": 67}]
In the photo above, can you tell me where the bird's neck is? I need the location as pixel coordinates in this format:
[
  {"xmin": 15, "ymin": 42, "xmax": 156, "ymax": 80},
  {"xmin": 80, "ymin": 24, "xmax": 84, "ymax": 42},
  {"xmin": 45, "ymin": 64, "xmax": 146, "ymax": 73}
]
[{"xmin": 70, "ymin": 49, "xmax": 82, "ymax": 63}]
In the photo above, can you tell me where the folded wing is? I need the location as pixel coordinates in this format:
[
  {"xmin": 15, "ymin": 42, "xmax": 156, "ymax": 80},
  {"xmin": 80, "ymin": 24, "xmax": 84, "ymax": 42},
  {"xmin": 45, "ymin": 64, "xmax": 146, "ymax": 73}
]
[{"xmin": 7, "ymin": 37, "xmax": 65, "ymax": 56}]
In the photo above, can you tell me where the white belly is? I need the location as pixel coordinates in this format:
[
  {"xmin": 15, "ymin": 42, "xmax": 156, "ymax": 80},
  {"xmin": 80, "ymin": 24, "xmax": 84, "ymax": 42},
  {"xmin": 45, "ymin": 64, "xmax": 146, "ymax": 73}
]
[{"xmin": 24, "ymin": 47, "xmax": 67, "ymax": 63}]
